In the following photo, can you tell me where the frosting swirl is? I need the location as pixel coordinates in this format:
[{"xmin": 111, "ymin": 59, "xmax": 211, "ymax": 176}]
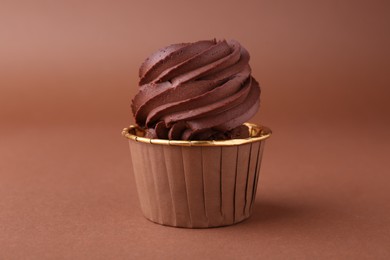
[{"xmin": 131, "ymin": 39, "xmax": 261, "ymax": 140}]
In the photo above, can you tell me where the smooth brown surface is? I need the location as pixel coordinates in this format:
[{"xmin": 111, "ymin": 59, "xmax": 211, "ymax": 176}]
[{"xmin": 1, "ymin": 0, "xmax": 390, "ymax": 259}]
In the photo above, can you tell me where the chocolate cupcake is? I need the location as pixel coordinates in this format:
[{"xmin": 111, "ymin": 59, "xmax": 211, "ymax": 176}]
[{"xmin": 123, "ymin": 39, "xmax": 271, "ymax": 228}]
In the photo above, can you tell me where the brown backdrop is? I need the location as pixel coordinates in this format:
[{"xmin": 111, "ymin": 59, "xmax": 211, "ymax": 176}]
[{"xmin": 1, "ymin": 0, "xmax": 389, "ymax": 259}]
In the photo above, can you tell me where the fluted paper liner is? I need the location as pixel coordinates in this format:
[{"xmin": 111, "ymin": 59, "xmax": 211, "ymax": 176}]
[{"xmin": 122, "ymin": 123, "xmax": 271, "ymax": 228}]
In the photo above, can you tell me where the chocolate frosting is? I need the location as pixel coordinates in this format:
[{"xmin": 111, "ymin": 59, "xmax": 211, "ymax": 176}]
[{"xmin": 131, "ymin": 39, "xmax": 261, "ymax": 140}]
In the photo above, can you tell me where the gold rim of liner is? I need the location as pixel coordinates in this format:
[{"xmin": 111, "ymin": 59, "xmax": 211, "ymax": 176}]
[{"xmin": 121, "ymin": 123, "xmax": 271, "ymax": 147}]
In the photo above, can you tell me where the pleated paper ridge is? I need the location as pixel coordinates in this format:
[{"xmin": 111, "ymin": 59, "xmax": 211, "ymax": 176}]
[{"xmin": 129, "ymin": 140, "xmax": 266, "ymax": 228}]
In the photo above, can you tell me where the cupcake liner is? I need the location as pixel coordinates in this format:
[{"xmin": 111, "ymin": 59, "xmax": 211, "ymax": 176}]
[{"xmin": 123, "ymin": 123, "xmax": 271, "ymax": 228}]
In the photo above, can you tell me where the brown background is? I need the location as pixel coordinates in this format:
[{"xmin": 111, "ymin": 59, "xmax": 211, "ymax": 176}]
[{"xmin": 1, "ymin": 0, "xmax": 389, "ymax": 259}]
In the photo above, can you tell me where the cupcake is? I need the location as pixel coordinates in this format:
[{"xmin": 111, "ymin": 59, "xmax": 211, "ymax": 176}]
[{"xmin": 122, "ymin": 39, "xmax": 271, "ymax": 228}]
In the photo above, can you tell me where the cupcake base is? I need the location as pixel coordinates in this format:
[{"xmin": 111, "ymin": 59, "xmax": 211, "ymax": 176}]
[{"xmin": 123, "ymin": 123, "xmax": 271, "ymax": 228}]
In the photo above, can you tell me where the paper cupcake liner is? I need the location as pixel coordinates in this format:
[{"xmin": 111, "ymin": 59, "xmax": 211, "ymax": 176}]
[{"xmin": 123, "ymin": 123, "xmax": 271, "ymax": 228}]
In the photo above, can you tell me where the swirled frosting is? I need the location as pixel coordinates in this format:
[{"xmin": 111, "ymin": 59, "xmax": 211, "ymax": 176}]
[{"xmin": 131, "ymin": 39, "xmax": 261, "ymax": 140}]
